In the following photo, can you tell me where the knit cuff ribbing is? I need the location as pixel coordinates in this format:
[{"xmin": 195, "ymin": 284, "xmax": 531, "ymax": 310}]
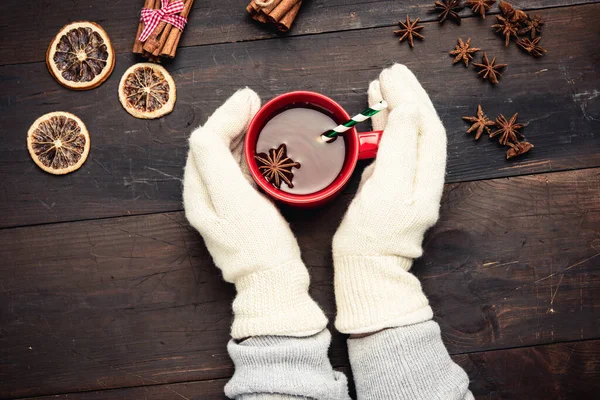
[
  {"xmin": 348, "ymin": 321, "xmax": 474, "ymax": 400},
  {"xmin": 236, "ymin": 395, "xmax": 309, "ymax": 400},
  {"xmin": 231, "ymin": 260, "xmax": 328, "ymax": 339},
  {"xmin": 333, "ymin": 255, "xmax": 432, "ymax": 334},
  {"xmin": 225, "ymin": 330, "xmax": 351, "ymax": 400}
]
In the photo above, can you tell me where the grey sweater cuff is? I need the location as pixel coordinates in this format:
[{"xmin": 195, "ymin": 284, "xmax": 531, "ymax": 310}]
[
  {"xmin": 225, "ymin": 329, "xmax": 351, "ymax": 400},
  {"xmin": 236, "ymin": 395, "xmax": 309, "ymax": 400},
  {"xmin": 348, "ymin": 320, "xmax": 474, "ymax": 400}
]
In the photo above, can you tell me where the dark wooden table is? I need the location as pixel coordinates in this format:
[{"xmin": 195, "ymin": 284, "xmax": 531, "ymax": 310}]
[{"xmin": 1, "ymin": 1, "xmax": 599, "ymax": 399}]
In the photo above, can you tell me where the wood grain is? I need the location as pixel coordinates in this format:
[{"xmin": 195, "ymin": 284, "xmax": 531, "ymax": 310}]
[
  {"xmin": 1, "ymin": 167, "xmax": 598, "ymax": 398},
  {"xmin": 19, "ymin": 340, "xmax": 600, "ymax": 399},
  {"xmin": 1, "ymin": 4, "xmax": 599, "ymax": 228},
  {"xmin": 460, "ymin": 340, "xmax": 600, "ymax": 399},
  {"xmin": 1, "ymin": 0, "xmax": 597, "ymax": 65}
]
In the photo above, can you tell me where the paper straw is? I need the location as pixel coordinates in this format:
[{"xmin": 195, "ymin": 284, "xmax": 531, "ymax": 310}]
[{"xmin": 321, "ymin": 100, "xmax": 388, "ymax": 143}]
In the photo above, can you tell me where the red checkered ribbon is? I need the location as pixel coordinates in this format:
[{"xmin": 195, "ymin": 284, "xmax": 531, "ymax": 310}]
[{"xmin": 139, "ymin": 0, "xmax": 187, "ymax": 42}]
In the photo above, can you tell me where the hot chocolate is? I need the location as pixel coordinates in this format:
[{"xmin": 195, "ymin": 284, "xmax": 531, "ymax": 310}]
[{"xmin": 255, "ymin": 106, "xmax": 346, "ymax": 194}]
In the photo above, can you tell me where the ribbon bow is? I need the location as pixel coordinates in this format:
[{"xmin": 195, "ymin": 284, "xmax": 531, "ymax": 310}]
[{"xmin": 139, "ymin": 0, "xmax": 187, "ymax": 42}]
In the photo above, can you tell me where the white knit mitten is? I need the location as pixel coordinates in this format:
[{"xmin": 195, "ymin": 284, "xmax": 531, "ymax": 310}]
[
  {"xmin": 333, "ymin": 64, "xmax": 447, "ymax": 334},
  {"xmin": 183, "ymin": 88, "xmax": 327, "ymax": 339}
]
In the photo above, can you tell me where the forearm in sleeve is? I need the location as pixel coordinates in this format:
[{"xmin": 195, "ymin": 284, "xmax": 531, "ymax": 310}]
[
  {"xmin": 348, "ymin": 320, "xmax": 474, "ymax": 400},
  {"xmin": 225, "ymin": 329, "xmax": 350, "ymax": 400}
]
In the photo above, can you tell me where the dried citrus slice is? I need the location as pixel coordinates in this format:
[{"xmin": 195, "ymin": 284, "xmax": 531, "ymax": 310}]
[
  {"xmin": 27, "ymin": 112, "xmax": 90, "ymax": 175},
  {"xmin": 118, "ymin": 63, "xmax": 176, "ymax": 119},
  {"xmin": 46, "ymin": 21, "xmax": 115, "ymax": 90}
]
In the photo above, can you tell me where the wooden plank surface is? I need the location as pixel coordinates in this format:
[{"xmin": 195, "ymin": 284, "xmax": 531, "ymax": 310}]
[
  {"xmin": 1, "ymin": 167, "xmax": 598, "ymax": 398},
  {"xmin": 1, "ymin": 4, "xmax": 599, "ymax": 228},
  {"xmin": 1, "ymin": 0, "xmax": 596, "ymax": 66},
  {"xmin": 20, "ymin": 340, "xmax": 600, "ymax": 400},
  {"xmin": 460, "ymin": 339, "xmax": 600, "ymax": 399}
]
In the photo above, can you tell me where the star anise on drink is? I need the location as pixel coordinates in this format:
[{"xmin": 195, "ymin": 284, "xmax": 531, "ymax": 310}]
[
  {"xmin": 254, "ymin": 143, "xmax": 301, "ymax": 189},
  {"xmin": 394, "ymin": 16, "xmax": 425, "ymax": 47},
  {"xmin": 506, "ymin": 141, "xmax": 534, "ymax": 159},
  {"xmin": 449, "ymin": 37, "xmax": 480, "ymax": 67},
  {"xmin": 463, "ymin": 105, "xmax": 496, "ymax": 139},
  {"xmin": 490, "ymin": 113, "xmax": 525, "ymax": 145},
  {"xmin": 465, "ymin": 0, "xmax": 495, "ymax": 19},
  {"xmin": 472, "ymin": 52, "xmax": 508, "ymax": 84},
  {"xmin": 432, "ymin": 0, "xmax": 464, "ymax": 25},
  {"xmin": 517, "ymin": 37, "xmax": 547, "ymax": 57},
  {"xmin": 519, "ymin": 14, "xmax": 544, "ymax": 39},
  {"xmin": 492, "ymin": 15, "xmax": 520, "ymax": 46}
]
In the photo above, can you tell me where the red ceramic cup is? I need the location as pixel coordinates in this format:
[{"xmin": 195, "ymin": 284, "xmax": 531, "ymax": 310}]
[{"xmin": 245, "ymin": 91, "xmax": 383, "ymax": 208}]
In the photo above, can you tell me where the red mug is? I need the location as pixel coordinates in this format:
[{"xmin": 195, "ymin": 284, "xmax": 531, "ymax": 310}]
[{"xmin": 245, "ymin": 91, "xmax": 383, "ymax": 208}]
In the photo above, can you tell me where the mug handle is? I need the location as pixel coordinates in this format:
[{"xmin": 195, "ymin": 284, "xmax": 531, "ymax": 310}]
[{"xmin": 357, "ymin": 130, "xmax": 383, "ymax": 160}]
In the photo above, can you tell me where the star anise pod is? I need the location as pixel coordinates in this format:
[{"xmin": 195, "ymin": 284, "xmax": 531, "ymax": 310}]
[
  {"xmin": 513, "ymin": 9, "xmax": 528, "ymax": 22},
  {"xmin": 498, "ymin": 0, "xmax": 527, "ymax": 22},
  {"xmin": 506, "ymin": 141, "xmax": 534, "ymax": 159},
  {"xmin": 254, "ymin": 143, "xmax": 301, "ymax": 189},
  {"xmin": 463, "ymin": 105, "xmax": 496, "ymax": 139},
  {"xmin": 394, "ymin": 16, "xmax": 425, "ymax": 48},
  {"xmin": 519, "ymin": 14, "xmax": 544, "ymax": 39},
  {"xmin": 450, "ymin": 37, "xmax": 480, "ymax": 67},
  {"xmin": 472, "ymin": 52, "xmax": 508, "ymax": 84},
  {"xmin": 517, "ymin": 37, "xmax": 547, "ymax": 57},
  {"xmin": 465, "ymin": 0, "xmax": 495, "ymax": 19},
  {"xmin": 498, "ymin": 0, "xmax": 513, "ymax": 15},
  {"xmin": 432, "ymin": 0, "xmax": 464, "ymax": 25},
  {"xmin": 492, "ymin": 15, "xmax": 520, "ymax": 46},
  {"xmin": 490, "ymin": 113, "xmax": 525, "ymax": 145}
]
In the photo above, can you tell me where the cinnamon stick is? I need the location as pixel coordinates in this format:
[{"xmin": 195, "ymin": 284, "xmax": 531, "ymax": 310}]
[
  {"xmin": 262, "ymin": 0, "xmax": 284, "ymax": 14},
  {"xmin": 247, "ymin": 0, "xmax": 284, "ymax": 24},
  {"xmin": 143, "ymin": 21, "xmax": 167, "ymax": 54},
  {"xmin": 276, "ymin": 0, "xmax": 302, "ymax": 32},
  {"xmin": 253, "ymin": 12, "xmax": 270, "ymax": 24},
  {"xmin": 260, "ymin": 0, "xmax": 284, "ymax": 22},
  {"xmin": 139, "ymin": 0, "xmax": 162, "ymax": 53},
  {"xmin": 152, "ymin": 24, "xmax": 174, "ymax": 56},
  {"xmin": 268, "ymin": 0, "xmax": 300, "ymax": 23},
  {"xmin": 133, "ymin": 26, "xmax": 144, "ymax": 53},
  {"xmin": 161, "ymin": 0, "xmax": 195, "ymax": 58},
  {"xmin": 133, "ymin": 0, "xmax": 156, "ymax": 53},
  {"xmin": 247, "ymin": 0, "xmax": 259, "ymax": 15},
  {"xmin": 163, "ymin": 30, "xmax": 181, "ymax": 58},
  {"xmin": 255, "ymin": 0, "xmax": 275, "ymax": 6},
  {"xmin": 246, "ymin": 0, "xmax": 302, "ymax": 32}
]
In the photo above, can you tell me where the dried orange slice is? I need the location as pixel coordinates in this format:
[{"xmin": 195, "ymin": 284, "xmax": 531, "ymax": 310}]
[
  {"xmin": 27, "ymin": 112, "xmax": 90, "ymax": 175},
  {"xmin": 46, "ymin": 21, "xmax": 115, "ymax": 90},
  {"xmin": 118, "ymin": 63, "xmax": 176, "ymax": 119}
]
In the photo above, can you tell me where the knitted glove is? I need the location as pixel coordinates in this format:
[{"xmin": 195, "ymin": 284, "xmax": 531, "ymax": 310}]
[
  {"xmin": 183, "ymin": 88, "xmax": 327, "ymax": 339},
  {"xmin": 333, "ymin": 64, "xmax": 447, "ymax": 334}
]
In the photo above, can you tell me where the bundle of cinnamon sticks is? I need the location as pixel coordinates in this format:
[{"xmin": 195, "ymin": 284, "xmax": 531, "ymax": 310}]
[
  {"xmin": 133, "ymin": 0, "xmax": 195, "ymax": 61},
  {"xmin": 246, "ymin": 0, "xmax": 303, "ymax": 32}
]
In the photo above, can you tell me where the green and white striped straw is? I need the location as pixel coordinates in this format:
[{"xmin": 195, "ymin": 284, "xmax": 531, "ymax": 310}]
[{"xmin": 321, "ymin": 100, "xmax": 388, "ymax": 143}]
